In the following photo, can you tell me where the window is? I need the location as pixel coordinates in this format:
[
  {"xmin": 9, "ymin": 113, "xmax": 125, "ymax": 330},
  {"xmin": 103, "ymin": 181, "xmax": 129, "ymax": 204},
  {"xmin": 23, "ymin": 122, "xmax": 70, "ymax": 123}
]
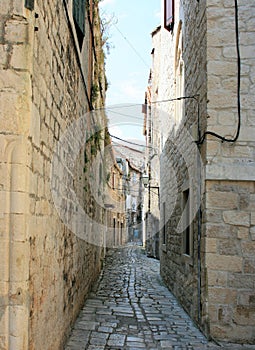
[
  {"xmin": 25, "ymin": 0, "xmax": 34, "ymax": 10},
  {"xmin": 182, "ymin": 189, "xmax": 191, "ymax": 256},
  {"xmin": 112, "ymin": 172, "xmax": 115, "ymax": 189},
  {"xmin": 113, "ymin": 218, "xmax": 116, "ymax": 245},
  {"xmin": 162, "ymin": 202, "xmax": 166, "ymax": 245},
  {"xmin": 73, "ymin": 0, "xmax": 86, "ymax": 48},
  {"xmin": 164, "ymin": 0, "xmax": 174, "ymax": 31}
]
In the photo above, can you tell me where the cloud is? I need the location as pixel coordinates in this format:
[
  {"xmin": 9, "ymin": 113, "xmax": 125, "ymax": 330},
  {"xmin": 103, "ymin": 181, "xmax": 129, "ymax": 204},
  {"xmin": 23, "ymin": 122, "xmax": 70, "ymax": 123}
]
[
  {"xmin": 155, "ymin": 10, "xmax": 161, "ymax": 20},
  {"xmin": 99, "ymin": 0, "xmax": 115, "ymax": 7},
  {"xmin": 108, "ymin": 125, "xmax": 124, "ymax": 138},
  {"xmin": 106, "ymin": 78, "xmax": 145, "ymax": 106}
]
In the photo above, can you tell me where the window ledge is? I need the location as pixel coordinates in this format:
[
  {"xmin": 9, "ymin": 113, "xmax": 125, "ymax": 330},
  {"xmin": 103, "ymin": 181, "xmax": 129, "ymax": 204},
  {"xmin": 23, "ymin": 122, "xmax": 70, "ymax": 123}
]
[
  {"xmin": 162, "ymin": 244, "xmax": 167, "ymax": 253},
  {"xmin": 182, "ymin": 254, "xmax": 193, "ymax": 266}
]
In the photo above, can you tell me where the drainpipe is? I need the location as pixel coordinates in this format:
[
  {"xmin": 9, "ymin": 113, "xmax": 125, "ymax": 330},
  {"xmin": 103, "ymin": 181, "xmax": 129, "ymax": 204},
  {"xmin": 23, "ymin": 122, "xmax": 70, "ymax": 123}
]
[{"xmin": 197, "ymin": 143, "xmax": 202, "ymax": 324}]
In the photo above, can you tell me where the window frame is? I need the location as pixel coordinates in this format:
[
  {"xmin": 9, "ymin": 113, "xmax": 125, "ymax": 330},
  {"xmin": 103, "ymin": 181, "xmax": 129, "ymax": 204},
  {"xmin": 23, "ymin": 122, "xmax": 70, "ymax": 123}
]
[
  {"xmin": 164, "ymin": 0, "xmax": 174, "ymax": 32},
  {"xmin": 162, "ymin": 202, "xmax": 166, "ymax": 251},
  {"xmin": 181, "ymin": 184, "xmax": 193, "ymax": 263},
  {"xmin": 73, "ymin": 0, "xmax": 86, "ymax": 49}
]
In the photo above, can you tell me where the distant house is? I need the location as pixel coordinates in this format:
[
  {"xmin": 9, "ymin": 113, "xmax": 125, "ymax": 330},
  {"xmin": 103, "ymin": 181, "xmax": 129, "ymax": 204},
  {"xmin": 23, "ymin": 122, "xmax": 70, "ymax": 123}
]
[
  {"xmin": 148, "ymin": 0, "xmax": 255, "ymax": 344},
  {"xmin": 103, "ymin": 138, "xmax": 126, "ymax": 247}
]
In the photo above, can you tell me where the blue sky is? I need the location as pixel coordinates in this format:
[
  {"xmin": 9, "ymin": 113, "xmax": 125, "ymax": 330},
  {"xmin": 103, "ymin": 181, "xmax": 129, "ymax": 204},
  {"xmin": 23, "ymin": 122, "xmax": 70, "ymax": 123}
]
[{"xmin": 99, "ymin": 0, "xmax": 161, "ymax": 140}]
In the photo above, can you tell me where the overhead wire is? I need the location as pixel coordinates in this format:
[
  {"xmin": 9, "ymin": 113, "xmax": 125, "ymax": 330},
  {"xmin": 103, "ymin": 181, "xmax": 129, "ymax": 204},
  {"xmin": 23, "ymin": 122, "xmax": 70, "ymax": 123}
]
[
  {"xmin": 110, "ymin": 134, "xmax": 151, "ymax": 149},
  {"xmin": 113, "ymin": 23, "xmax": 150, "ymax": 69}
]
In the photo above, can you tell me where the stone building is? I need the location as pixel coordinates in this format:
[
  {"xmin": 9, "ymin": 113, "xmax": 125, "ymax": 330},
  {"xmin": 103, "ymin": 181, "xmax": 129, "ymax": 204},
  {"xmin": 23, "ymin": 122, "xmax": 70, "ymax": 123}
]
[
  {"xmin": 125, "ymin": 160, "xmax": 143, "ymax": 244},
  {"xmin": 104, "ymin": 139, "xmax": 126, "ymax": 247},
  {"xmin": 0, "ymin": 0, "xmax": 108, "ymax": 349},
  {"xmin": 143, "ymin": 78, "xmax": 160, "ymax": 259},
  {"xmin": 112, "ymin": 141, "xmax": 145, "ymax": 245},
  {"xmin": 148, "ymin": 0, "xmax": 255, "ymax": 344}
]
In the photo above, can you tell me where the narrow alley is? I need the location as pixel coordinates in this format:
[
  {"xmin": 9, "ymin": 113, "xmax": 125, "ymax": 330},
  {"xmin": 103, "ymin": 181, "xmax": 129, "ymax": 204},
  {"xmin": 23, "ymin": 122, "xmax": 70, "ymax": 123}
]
[{"xmin": 65, "ymin": 246, "xmax": 217, "ymax": 350}]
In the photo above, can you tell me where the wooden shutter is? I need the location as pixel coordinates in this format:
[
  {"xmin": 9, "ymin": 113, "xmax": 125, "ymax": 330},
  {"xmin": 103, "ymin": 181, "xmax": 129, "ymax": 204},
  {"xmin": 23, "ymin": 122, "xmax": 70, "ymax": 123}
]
[
  {"xmin": 25, "ymin": 0, "xmax": 34, "ymax": 10},
  {"xmin": 73, "ymin": 0, "xmax": 86, "ymax": 35},
  {"xmin": 164, "ymin": 0, "xmax": 174, "ymax": 31}
]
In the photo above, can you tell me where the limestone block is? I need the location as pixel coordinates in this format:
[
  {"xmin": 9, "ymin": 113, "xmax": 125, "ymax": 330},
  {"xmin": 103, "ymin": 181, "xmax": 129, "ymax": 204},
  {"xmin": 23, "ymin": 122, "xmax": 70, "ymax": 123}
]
[
  {"xmin": 244, "ymin": 258, "xmax": 255, "ymax": 274},
  {"xmin": 238, "ymin": 291, "xmax": 255, "ymax": 306},
  {"xmin": 10, "ymin": 44, "xmax": 30, "ymax": 70},
  {"xmin": 223, "ymin": 211, "xmax": 250, "ymax": 227},
  {"xmin": 0, "ymin": 82, "xmax": 30, "ymax": 134},
  {"xmin": 207, "ymin": 90, "xmax": 236, "ymax": 109},
  {"xmin": 223, "ymin": 46, "xmax": 237, "ymax": 59},
  {"xmin": 30, "ymin": 104, "xmax": 41, "ymax": 147},
  {"xmin": 251, "ymin": 212, "xmax": 255, "ymax": 225},
  {"xmin": 0, "ymin": 191, "xmax": 8, "ymax": 215},
  {"xmin": 205, "ymin": 238, "xmax": 217, "ymax": 253},
  {"xmin": 207, "ymin": 60, "xmax": 236, "ymax": 77},
  {"xmin": 9, "ymin": 306, "xmax": 28, "ymax": 348},
  {"xmin": 0, "ymin": 240, "xmax": 9, "ymax": 281},
  {"xmin": 207, "ymin": 270, "xmax": 228, "ymax": 287},
  {"xmin": 222, "ymin": 145, "xmax": 253, "ymax": 158},
  {"xmin": 208, "ymin": 287, "xmax": 237, "ymax": 304},
  {"xmin": 10, "ymin": 164, "xmax": 27, "ymax": 193},
  {"xmin": 9, "ymin": 281, "xmax": 29, "ymax": 306},
  {"xmin": 13, "ymin": 0, "xmax": 27, "ymax": 17},
  {"xmin": 0, "ymin": 1, "xmax": 11, "ymax": 15},
  {"xmin": 0, "ymin": 335, "xmax": 7, "ymax": 350},
  {"xmin": 206, "ymin": 223, "xmax": 236, "ymax": 239},
  {"xmin": 217, "ymin": 306, "xmax": 234, "ymax": 325},
  {"xmin": 241, "ymin": 45, "xmax": 255, "ymax": 59},
  {"xmin": 218, "ymin": 239, "xmax": 240, "ymax": 256},
  {"xmin": 250, "ymin": 226, "xmax": 255, "ymax": 240},
  {"xmin": 233, "ymin": 305, "xmax": 255, "ymax": 326},
  {"xmin": 206, "ymin": 253, "xmax": 242, "ymax": 272},
  {"xmin": 206, "ymin": 191, "xmax": 238, "ymax": 209},
  {"xmin": 5, "ymin": 20, "xmax": 28, "ymax": 44},
  {"xmin": 0, "ymin": 163, "xmax": 10, "ymax": 191},
  {"xmin": 207, "ymin": 29, "xmax": 235, "ymax": 47},
  {"xmin": 0, "ymin": 45, "xmax": 8, "ymax": 67},
  {"xmin": 239, "ymin": 126, "xmax": 255, "ymax": 142},
  {"xmin": 10, "ymin": 241, "xmax": 29, "ymax": 282},
  {"xmin": 10, "ymin": 192, "xmax": 29, "ymax": 214},
  {"xmin": 217, "ymin": 110, "xmax": 237, "ymax": 126},
  {"xmin": 10, "ymin": 214, "xmax": 27, "ymax": 242},
  {"xmin": 241, "ymin": 241, "xmax": 255, "ymax": 256},
  {"xmin": 237, "ymin": 227, "xmax": 249, "ymax": 240}
]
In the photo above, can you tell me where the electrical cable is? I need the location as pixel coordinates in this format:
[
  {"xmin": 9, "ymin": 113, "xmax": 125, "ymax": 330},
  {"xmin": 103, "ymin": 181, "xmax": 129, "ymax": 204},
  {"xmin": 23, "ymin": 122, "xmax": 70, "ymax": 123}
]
[
  {"xmin": 112, "ymin": 142, "xmax": 145, "ymax": 154},
  {"xmin": 106, "ymin": 108, "xmax": 145, "ymax": 121},
  {"xmin": 110, "ymin": 134, "xmax": 151, "ymax": 149},
  {"xmin": 197, "ymin": 0, "xmax": 241, "ymax": 144},
  {"xmin": 113, "ymin": 23, "xmax": 150, "ymax": 69}
]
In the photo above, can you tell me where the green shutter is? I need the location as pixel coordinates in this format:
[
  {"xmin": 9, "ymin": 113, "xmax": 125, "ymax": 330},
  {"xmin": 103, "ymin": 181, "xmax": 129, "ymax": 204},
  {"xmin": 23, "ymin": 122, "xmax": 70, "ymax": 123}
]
[
  {"xmin": 25, "ymin": 0, "xmax": 34, "ymax": 10},
  {"xmin": 73, "ymin": 0, "xmax": 86, "ymax": 35}
]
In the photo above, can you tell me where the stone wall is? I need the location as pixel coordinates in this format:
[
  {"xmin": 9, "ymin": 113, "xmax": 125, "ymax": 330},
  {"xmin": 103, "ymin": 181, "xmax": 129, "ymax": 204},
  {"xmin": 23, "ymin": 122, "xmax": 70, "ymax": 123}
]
[
  {"xmin": 157, "ymin": 0, "xmax": 255, "ymax": 344},
  {"xmin": 204, "ymin": 0, "xmax": 255, "ymax": 343},
  {"xmin": 159, "ymin": 0, "xmax": 207, "ymax": 329},
  {"xmin": 204, "ymin": 180, "xmax": 255, "ymax": 342},
  {"xmin": 0, "ymin": 1, "xmax": 107, "ymax": 349}
]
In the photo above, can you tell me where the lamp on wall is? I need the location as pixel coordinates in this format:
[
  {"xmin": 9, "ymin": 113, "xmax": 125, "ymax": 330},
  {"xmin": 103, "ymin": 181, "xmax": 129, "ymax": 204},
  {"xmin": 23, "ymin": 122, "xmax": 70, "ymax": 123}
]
[{"xmin": 141, "ymin": 174, "xmax": 149, "ymax": 187}]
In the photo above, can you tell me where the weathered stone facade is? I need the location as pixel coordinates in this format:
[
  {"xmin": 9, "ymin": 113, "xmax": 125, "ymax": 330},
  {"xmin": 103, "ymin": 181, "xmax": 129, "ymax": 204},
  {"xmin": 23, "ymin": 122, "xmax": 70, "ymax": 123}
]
[
  {"xmin": 104, "ymin": 142, "xmax": 126, "ymax": 247},
  {"xmin": 150, "ymin": 0, "xmax": 255, "ymax": 344},
  {"xmin": 0, "ymin": 1, "xmax": 108, "ymax": 349}
]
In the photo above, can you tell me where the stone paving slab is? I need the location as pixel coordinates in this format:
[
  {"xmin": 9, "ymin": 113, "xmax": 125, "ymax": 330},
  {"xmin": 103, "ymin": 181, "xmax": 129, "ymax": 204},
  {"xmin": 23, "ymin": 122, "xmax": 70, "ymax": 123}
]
[{"xmin": 65, "ymin": 245, "xmax": 255, "ymax": 350}]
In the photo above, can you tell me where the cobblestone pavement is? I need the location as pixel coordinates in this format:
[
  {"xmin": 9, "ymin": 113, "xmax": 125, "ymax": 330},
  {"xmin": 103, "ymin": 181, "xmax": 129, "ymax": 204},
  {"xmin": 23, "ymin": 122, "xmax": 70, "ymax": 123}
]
[{"xmin": 65, "ymin": 246, "xmax": 254, "ymax": 350}]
